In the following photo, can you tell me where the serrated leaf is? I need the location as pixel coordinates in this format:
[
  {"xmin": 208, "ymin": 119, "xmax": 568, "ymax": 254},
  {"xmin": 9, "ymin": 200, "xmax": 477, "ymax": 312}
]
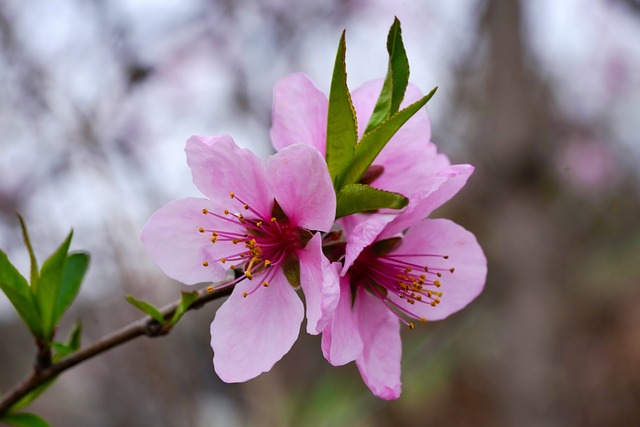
[
  {"xmin": 169, "ymin": 291, "xmax": 199, "ymax": 327},
  {"xmin": 335, "ymin": 184, "xmax": 408, "ymax": 218},
  {"xmin": 16, "ymin": 214, "xmax": 39, "ymax": 289},
  {"xmin": 51, "ymin": 252, "xmax": 89, "ymax": 328},
  {"xmin": 125, "ymin": 296, "xmax": 165, "ymax": 324},
  {"xmin": 364, "ymin": 17, "xmax": 410, "ymax": 134},
  {"xmin": 0, "ymin": 250, "xmax": 43, "ymax": 338},
  {"xmin": 37, "ymin": 230, "xmax": 73, "ymax": 339},
  {"xmin": 326, "ymin": 30, "xmax": 358, "ymax": 190},
  {"xmin": 339, "ymin": 87, "xmax": 437, "ymax": 188},
  {"xmin": 0, "ymin": 412, "xmax": 51, "ymax": 427}
]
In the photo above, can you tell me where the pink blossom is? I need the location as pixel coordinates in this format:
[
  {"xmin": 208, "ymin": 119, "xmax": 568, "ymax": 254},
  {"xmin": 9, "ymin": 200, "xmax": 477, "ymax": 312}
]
[
  {"xmin": 322, "ymin": 217, "xmax": 487, "ymax": 399},
  {"xmin": 141, "ymin": 136, "xmax": 339, "ymax": 382}
]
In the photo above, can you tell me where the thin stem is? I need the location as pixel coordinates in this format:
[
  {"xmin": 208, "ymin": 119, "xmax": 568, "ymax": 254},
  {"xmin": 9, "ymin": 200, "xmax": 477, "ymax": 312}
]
[{"xmin": 0, "ymin": 281, "xmax": 234, "ymax": 416}]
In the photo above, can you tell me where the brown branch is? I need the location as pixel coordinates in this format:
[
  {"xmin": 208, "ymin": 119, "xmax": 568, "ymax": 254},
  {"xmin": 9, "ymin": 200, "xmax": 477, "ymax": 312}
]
[{"xmin": 0, "ymin": 282, "xmax": 234, "ymax": 416}]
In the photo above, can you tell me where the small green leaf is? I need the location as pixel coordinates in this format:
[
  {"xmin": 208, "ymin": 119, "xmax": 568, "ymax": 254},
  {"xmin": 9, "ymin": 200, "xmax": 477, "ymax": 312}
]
[
  {"xmin": 364, "ymin": 17, "xmax": 410, "ymax": 134},
  {"xmin": 326, "ymin": 30, "xmax": 358, "ymax": 190},
  {"xmin": 335, "ymin": 184, "xmax": 408, "ymax": 218},
  {"xmin": 51, "ymin": 252, "xmax": 89, "ymax": 327},
  {"xmin": 169, "ymin": 291, "xmax": 199, "ymax": 327},
  {"xmin": 0, "ymin": 412, "xmax": 51, "ymax": 427},
  {"xmin": 339, "ymin": 87, "xmax": 437, "ymax": 188},
  {"xmin": 7, "ymin": 380, "xmax": 55, "ymax": 413},
  {"xmin": 52, "ymin": 321, "xmax": 82, "ymax": 362},
  {"xmin": 16, "ymin": 214, "xmax": 39, "ymax": 289},
  {"xmin": 0, "ymin": 250, "xmax": 43, "ymax": 338},
  {"xmin": 37, "ymin": 230, "xmax": 73, "ymax": 339},
  {"xmin": 282, "ymin": 254, "xmax": 301, "ymax": 288},
  {"xmin": 125, "ymin": 296, "xmax": 165, "ymax": 324}
]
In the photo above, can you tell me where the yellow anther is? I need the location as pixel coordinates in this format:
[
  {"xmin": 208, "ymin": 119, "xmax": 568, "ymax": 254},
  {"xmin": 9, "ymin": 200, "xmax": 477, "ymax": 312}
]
[
  {"xmin": 270, "ymin": 217, "xmax": 277, "ymax": 222},
  {"xmin": 207, "ymin": 286, "xmax": 215, "ymax": 293},
  {"xmin": 450, "ymin": 268, "xmax": 455, "ymax": 273},
  {"xmin": 404, "ymin": 267, "xmax": 412, "ymax": 273},
  {"xmin": 264, "ymin": 260, "xmax": 271, "ymax": 267},
  {"xmin": 434, "ymin": 280, "xmax": 441, "ymax": 288},
  {"xmin": 229, "ymin": 192, "xmax": 235, "ymax": 198},
  {"xmin": 263, "ymin": 282, "xmax": 269, "ymax": 287},
  {"xmin": 224, "ymin": 209, "xmax": 229, "ymax": 215},
  {"xmin": 211, "ymin": 237, "xmax": 217, "ymax": 243},
  {"xmin": 416, "ymin": 295, "xmax": 422, "ymax": 301},
  {"xmin": 434, "ymin": 298, "xmax": 441, "ymax": 304},
  {"xmin": 256, "ymin": 221, "xmax": 263, "ymax": 227},
  {"xmin": 229, "ymin": 264, "xmax": 236, "ymax": 269},
  {"xmin": 242, "ymin": 292, "xmax": 248, "ymax": 298},
  {"xmin": 198, "ymin": 227, "xmax": 205, "ymax": 233},
  {"xmin": 419, "ymin": 317, "xmax": 427, "ymax": 323},
  {"xmin": 202, "ymin": 208, "xmax": 208, "ymax": 214},
  {"xmin": 212, "ymin": 232, "xmax": 218, "ymax": 237},
  {"xmin": 202, "ymin": 261, "xmax": 209, "ymax": 267},
  {"xmin": 437, "ymin": 272, "xmax": 442, "ymax": 277},
  {"xmin": 220, "ymin": 258, "xmax": 226, "ymax": 263},
  {"xmin": 431, "ymin": 301, "xmax": 437, "ymax": 307},
  {"xmin": 243, "ymin": 204, "xmax": 249, "ymax": 210},
  {"xmin": 408, "ymin": 322, "xmax": 415, "ymax": 330},
  {"xmin": 244, "ymin": 271, "xmax": 253, "ymax": 280}
]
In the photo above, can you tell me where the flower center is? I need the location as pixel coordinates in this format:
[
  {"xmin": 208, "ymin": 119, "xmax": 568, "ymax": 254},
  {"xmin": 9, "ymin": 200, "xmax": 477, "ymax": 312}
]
[
  {"xmin": 198, "ymin": 192, "xmax": 307, "ymax": 297},
  {"xmin": 350, "ymin": 238, "xmax": 455, "ymax": 329}
]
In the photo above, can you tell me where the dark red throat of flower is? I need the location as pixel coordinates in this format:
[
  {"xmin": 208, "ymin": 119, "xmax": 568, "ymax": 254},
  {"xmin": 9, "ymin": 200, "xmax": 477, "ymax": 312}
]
[
  {"xmin": 351, "ymin": 237, "xmax": 455, "ymax": 329},
  {"xmin": 198, "ymin": 193, "xmax": 311, "ymax": 297}
]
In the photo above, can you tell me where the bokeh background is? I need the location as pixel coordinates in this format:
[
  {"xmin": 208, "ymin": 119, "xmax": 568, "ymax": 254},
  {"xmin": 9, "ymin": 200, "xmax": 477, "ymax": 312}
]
[{"xmin": 2, "ymin": 0, "xmax": 640, "ymax": 426}]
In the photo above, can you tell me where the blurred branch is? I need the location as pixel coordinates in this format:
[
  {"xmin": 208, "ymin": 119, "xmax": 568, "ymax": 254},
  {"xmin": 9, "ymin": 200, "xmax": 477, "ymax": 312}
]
[{"xmin": 0, "ymin": 282, "xmax": 234, "ymax": 416}]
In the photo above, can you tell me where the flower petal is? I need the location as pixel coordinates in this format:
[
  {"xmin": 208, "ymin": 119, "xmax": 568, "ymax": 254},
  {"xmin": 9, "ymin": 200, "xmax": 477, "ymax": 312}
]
[
  {"xmin": 380, "ymin": 164, "xmax": 475, "ymax": 239},
  {"xmin": 341, "ymin": 213, "xmax": 396, "ymax": 275},
  {"xmin": 390, "ymin": 219, "xmax": 487, "ymax": 321},
  {"xmin": 321, "ymin": 272, "xmax": 363, "ymax": 366},
  {"xmin": 270, "ymin": 73, "xmax": 328, "ymax": 156},
  {"xmin": 186, "ymin": 135, "xmax": 273, "ymax": 216},
  {"xmin": 210, "ymin": 270, "xmax": 303, "ymax": 382},
  {"xmin": 299, "ymin": 234, "xmax": 340, "ymax": 334},
  {"xmin": 267, "ymin": 144, "xmax": 336, "ymax": 231},
  {"xmin": 140, "ymin": 198, "xmax": 228, "ymax": 284},
  {"xmin": 354, "ymin": 287, "xmax": 402, "ymax": 400}
]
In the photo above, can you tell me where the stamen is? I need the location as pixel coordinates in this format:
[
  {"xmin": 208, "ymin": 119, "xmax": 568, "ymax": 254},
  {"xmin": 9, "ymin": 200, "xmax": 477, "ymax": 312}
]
[
  {"xmin": 229, "ymin": 192, "xmax": 235, "ymax": 198},
  {"xmin": 207, "ymin": 286, "xmax": 215, "ymax": 293},
  {"xmin": 198, "ymin": 227, "xmax": 205, "ymax": 233},
  {"xmin": 202, "ymin": 208, "xmax": 208, "ymax": 214},
  {"xmin": 202, "ymin": 261, "xmax": 209, "ymax": 267}
]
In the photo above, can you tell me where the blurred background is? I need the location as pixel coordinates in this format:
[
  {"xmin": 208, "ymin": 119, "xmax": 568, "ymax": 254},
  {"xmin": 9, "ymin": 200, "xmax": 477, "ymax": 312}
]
[{"xmin": 1, "ymin": 0, "xmax": 640, "ymax": 426}]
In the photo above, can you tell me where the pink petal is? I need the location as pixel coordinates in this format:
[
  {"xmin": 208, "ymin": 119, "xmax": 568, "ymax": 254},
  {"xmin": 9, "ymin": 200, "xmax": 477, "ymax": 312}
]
[
  {"xmin": 186, "ymin": 135, "xmax": 273, "ymax": 216},
  {"xmin": 341, "ymin": 213, "xmax": 396, "ymax": 275},
  {"xmin": 390, "ymin": 219, "xmax": 487, "ymax": 321},
  {"xmin": 266, "ymin": 144, "xmax": 336, "ymax": 231},
  {"xmin": 270, "ymin": 73, "xmax": 328, "ymax": 156},
  {"xmin": 210, "ymin": 270, "xmax": 303, "ymax": 382},
  {"xmin": 321, "ymin": 272, "xmax": 363, "ymax": 366},
  {"xmin": 299, "ymin": 234, "xmax": 340, "ymax": 334},
  {"xmin": 140, "ymin": 198, "xmax": 228, "ymax": 284},
  {"xmin": 354, "ymin": 287, "xmax": 402, "ymax": 400},
  {"xmin": 380, "ymin": 164, "xmax": 475, "ymax": 239}
]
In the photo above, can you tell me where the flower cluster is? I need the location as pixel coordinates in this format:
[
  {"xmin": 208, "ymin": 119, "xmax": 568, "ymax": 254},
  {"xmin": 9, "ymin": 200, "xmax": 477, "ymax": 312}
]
[{"xmin": 141, "ymin": 25, "xmax": 486, "ymax": 399}]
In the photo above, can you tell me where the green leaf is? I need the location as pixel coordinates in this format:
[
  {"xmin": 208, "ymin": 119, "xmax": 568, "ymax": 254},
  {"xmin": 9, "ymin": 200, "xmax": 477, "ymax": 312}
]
[
  {"xmin": 0, "ymin": 250, "xmax": 43, "ymax": 338},
  {"xmin": 125, "ymin": 296, "xmax": 165, "ymax": 324},
  {"xmin": 335, "ymin": 184, "xmax": 408, "ymax": 218},
  {"xmin": 169, "ymin": 291, "xmax": 199, "ymax": 327},
  {"xmin": 339, "ymin": 87, "xmax": 437, "ymax": 187},
  {"xmin": 51, "ymin": 252, "xmax": 89, "ymax": 327},
  {"xmin": 0, "ymin": 412, "xmax": 51, "ymax": 427},
  {"xmin": 7, "ymin": 380, "xmax": 55, "ymax": 413},
  {"xmin": 282, "ymin": 254, "xmax": 301, "ymax": 288},
  {"xmin": 326, "ymin": 30, "xmax": 358, "ymax": 190},
  {"xmin": 36, "ymin": 230, "xmax": 73, "ymax": 339},
  {"xmin": 16, "ymin": 214, "xmax": 39, "ymax": 289},
  {"xmin": 52, "ymin": 321, "xmax": 82, "ymax": 362},
  {"xmin": 364, "ymin": 17, "xmax": 410, "ymax": 134}
]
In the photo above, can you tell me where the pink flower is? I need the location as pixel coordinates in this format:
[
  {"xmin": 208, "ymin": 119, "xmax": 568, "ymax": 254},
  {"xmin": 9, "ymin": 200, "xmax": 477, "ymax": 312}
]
[
  {"xmin": 322, "ymin": 217, "xmax": 487, "ymax": 400},
  {"xmin": 141, "ymin": 136, "xmax": 339, "ymax": 382}
]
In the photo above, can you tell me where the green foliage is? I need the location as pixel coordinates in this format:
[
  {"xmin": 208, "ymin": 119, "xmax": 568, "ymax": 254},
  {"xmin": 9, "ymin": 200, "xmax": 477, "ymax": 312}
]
[
  {"xmin": 0, "ymin": 412, "xmax": 51, "ymax": 427},
  {"xmin": 52, "ymin": 321, "xmax": 82, "ymax": 362},
  {"xmin": 364, "ymin": 17, "xmax": 410, "ymax": 134},
  {"xmin": 125, "ymin": 295, "xmax": 165, "ymax": 324},
  {"xmin": 0, "ymin": 251, "xmax": 43, "ymax": 338},
  {"xmin": 325, "ymin": 30, "xmax": 358, "ymax": 191},
  {"xmin": 336, "ymin": 184, "xmax": 408, "ymax": 218},
  {"xmin": 327, "ymin": 18, "xmax": 438, "ymax": 217},
  {"xmin": 169, "ymin": 291, "xmax": 199, "ymax": 327}
]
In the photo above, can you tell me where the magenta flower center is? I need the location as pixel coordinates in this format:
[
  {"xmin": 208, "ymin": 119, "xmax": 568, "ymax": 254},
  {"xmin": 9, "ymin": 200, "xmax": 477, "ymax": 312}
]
[
  {"xmin": 198, "ymin": 192, "xmax": 307, "ymax": 296},
  {"xmin": 350, "ymin": 241, "xmax": 455, "ymax": 328}
]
